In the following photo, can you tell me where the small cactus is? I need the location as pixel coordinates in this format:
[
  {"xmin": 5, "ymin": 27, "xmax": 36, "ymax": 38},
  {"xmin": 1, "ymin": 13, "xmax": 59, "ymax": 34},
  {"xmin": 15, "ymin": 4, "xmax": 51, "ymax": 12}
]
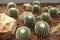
[
  {"xmin": 16, "ymin": 26, "xmax": 31, "ymax": 40},
  {"xmin": 33, "ymin": 1, "xmax": 40, "ymax": 5},
  {"xmin": 32, "ymin": 5, "xmax": 40, "ymax": 12},
  {"xmin": 43, "ymin": 7, "xmax": 48, "ymax": 12},
  {"xmin": 8, "ymin": 8, "xmax": 18, "ymax": 17},
  {"xmin": 41, "ymin": 12, "xmax": 51, "ymax": 22},
  {"xmin": 7, "ymin": 2, "xmax": 16, "ymax": 9},
  {"xmin": 35, "ymin": 21, "xmax": 49, "ymax": 37},
  {"xmin": 24, "ymin": 14, "xmax": 35, "ymax": 26},
  {"xmin": 48, "ymin": 7, "xmax": 58, "ymax": 16}
]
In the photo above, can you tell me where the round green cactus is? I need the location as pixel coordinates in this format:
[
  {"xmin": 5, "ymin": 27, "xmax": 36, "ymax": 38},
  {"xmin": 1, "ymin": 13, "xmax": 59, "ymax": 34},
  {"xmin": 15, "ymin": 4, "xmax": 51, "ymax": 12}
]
[
  {"xmin": 48, "ymin": 7, "xmax": 58, "ymax": 16},
  {"xmin": 7, "ymin": 2, "xmax": 16, "ymax": 9},
  {"xmin": 33, "ymin": 1, "xmax": 40, "ymax": 6},
  {"xmin": 8, "ymin": 8, "xmax": 18, "ymax": 17},
  {"xmin": 32, "ymin": 5, "xmax": 40, "ymax": 12},
  {"xmin": 16, "ymin": 26, "xmax": 31, "ymax": 40},
  {"xmin": 41, "ymin": 12, "xmax": 50, "ymax": 22},
  {"xmin": 24, "ymin": 14, "xmax": 35, "ymax": 26},
  {"xmin": 35, "ymin": 21, "xmax": 49, "ymax": 37},
  {"xmin": 43, "ymin": 7, "xmax": 48, "ymax": 12}
]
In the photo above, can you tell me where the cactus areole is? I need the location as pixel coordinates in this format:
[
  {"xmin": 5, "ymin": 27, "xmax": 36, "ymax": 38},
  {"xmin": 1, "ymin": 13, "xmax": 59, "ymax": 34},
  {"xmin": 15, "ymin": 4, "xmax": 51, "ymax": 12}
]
[
  {"xmin": 41, "ymin": 12, "xmax": 50, "ymax": 22},
  {"xmin": 16, "ymin": 26, "xmax": 31, "ymax": 40},
  {"xmin": 33, "ymin": 1, "xmax": 40, "ymax": 5},
  {"xmin": 49, "ymin": 7, "xmax": 57, "ymax": 16},
  {"xmin": 35, "ymin": 21, "xmax": 49, "ymax": 37},
  {"xmin": 8, "ymin": 8, "xmax": 18, "ymax": 17},
  {"xmin": 32, "ymin": 5, "xmax": 40, "ymax": 13},
  {"xmin": 7, "ymin": 2, "xmax": 16, "ymax": 9},
  {"xmin": 24, "ymin": 14, "xmax": 35, "ymax": 26}
]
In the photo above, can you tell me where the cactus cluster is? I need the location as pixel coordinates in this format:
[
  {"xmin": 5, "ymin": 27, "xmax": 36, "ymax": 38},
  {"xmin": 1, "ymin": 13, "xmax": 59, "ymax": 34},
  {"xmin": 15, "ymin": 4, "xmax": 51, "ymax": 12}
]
[
  {"xmin": 35, "ymin": 21, "xmax": 49, "ymax": 37},
  {"xmin": 16, "ymin": 26, "xmax": 31, "ymax": 40},
  {"xmin": 33, "ymin": 1, "xmax": 40, "ymax": 6},
  {"xmin": 32, "ymin": 5, "xmax": 40, "ymax": 12},
  {"xmin": 8, "ymin": 8, "xmax": 18, "ymax": 17},
  {"xmin": 7, "ymin": 2, "xmax": 16, "ymax": 9},
  {"xmin": 41, "ymin": 12, "xmax": 51, "ymax": 22},
  {"xmin": 24, "ymin": 14, "xmax": 35, "ymax": 26},
  {"xmin": 48, "ymin": 7, "xmax": 58, "ymax": 16}
]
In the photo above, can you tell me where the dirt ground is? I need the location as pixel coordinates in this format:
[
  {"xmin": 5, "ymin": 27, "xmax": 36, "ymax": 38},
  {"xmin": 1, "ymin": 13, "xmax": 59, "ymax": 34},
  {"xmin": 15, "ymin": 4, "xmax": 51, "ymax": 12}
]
[{"xmin": 0, "ymin": 3, "xmax": 60, "ymax": 40}]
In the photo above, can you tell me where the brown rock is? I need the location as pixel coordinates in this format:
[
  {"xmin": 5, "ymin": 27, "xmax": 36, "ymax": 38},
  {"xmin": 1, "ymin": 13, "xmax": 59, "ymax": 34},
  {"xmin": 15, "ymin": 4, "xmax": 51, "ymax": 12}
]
[{"xmin": 0, "ymin": 13, "xmax": 17, "ymax": 40}]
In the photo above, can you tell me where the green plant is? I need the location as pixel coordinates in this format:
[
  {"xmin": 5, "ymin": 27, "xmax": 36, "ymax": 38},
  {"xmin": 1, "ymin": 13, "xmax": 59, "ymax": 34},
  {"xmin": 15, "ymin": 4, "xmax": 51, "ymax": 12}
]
[
  {"xmin": 43, "ymin": 7, "xmax": 48, "ymax": 12},
  {"xmin": 24, "ymin": 14, "xmax": 35, "ymax": 26},
  {"xmin": 35, "ymin": 21, "xmax": 49, "ymax": 37},
  {"xmin": 16, "ymin": 26, "xmax": 31, "ymax": 40},
  {"xmin": 32, "ymin": 5, "xmax": 40, "ymax": 13},
  {"xmin": 8, "ymin": 8, "xmax": 18, "ymax": 17},
  {"xmin": 7, "ymin": 2, "xmax": 16, "ymax": 9},
  {"xmin": 41, "ymin": 12, "xmax": 50, "ymax": 22},
  {"xmin": 48, "ymin": 7, "xmax": 58, "ymax": 16}
]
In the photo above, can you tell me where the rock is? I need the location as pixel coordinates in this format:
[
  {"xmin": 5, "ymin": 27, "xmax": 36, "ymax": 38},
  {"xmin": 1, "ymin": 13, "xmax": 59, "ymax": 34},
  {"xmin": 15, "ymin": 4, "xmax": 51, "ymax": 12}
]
[
  {"xmin": 23, "ymin": 3, "xmax": 32, "ymax": 11},
  {"xmin": 19, "ymin": 11, "xmax": 33, "ymax": 20},
  {"xmin": 0, "ymin": 13, "xmax": 17, "ymax": 40},
  {"xmin": 51, "ymin": 23, "xmax": 60, "ymax": 36}
]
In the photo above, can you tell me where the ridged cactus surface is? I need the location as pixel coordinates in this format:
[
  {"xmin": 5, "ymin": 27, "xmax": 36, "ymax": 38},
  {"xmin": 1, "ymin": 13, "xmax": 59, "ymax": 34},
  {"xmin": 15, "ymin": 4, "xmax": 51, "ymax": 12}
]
[
  {"xmin": 24, "ymin": 14, "xmax": 35, "ymax": 26},
  {"xmin": 16, "ymin": 26, "xmax": 31, "ymax": 40},
  {"xmin": 35, "ymin": 21, "xmax": 49, "ymax": 37}
]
